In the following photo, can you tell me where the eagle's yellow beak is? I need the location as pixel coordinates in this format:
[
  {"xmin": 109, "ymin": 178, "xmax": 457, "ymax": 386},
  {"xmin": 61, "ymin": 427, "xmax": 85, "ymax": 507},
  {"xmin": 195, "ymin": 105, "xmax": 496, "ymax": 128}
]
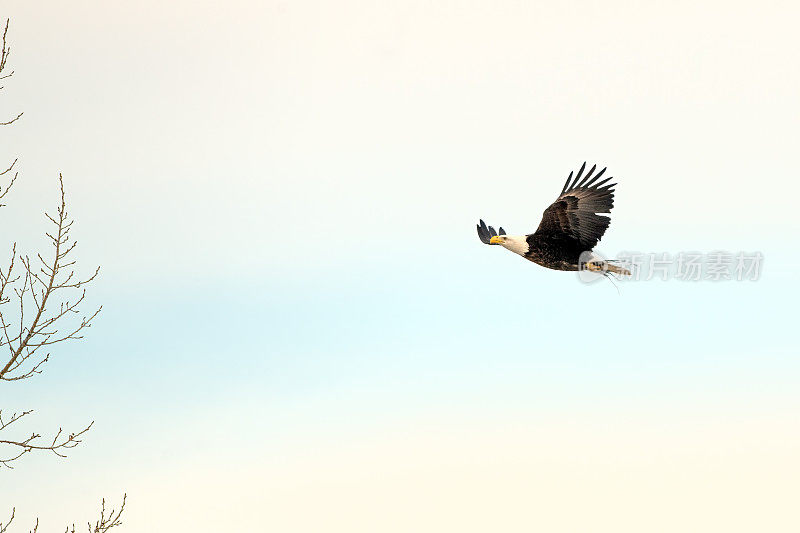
[{"xmin": 489, "ymin": 236, "xmax": 503, "ymax": 244}]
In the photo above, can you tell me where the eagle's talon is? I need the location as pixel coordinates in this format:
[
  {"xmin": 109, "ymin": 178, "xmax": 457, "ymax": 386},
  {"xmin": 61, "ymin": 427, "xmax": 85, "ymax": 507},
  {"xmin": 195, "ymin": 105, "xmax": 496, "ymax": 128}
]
[{"xmin": 582, "ymin": 261, "xmax": 608, "ymax": 272}]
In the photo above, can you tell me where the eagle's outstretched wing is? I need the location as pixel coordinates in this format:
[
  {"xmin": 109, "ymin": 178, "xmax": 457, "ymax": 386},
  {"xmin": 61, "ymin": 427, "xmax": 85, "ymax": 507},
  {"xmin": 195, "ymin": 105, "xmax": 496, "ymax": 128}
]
[
  {"xmin": 476, "ymin": 219, "xmax": 505, "ymax": 245},
  {"xmin": 529, "ymin": 163, "xmax": 616, "ymax": 251}
]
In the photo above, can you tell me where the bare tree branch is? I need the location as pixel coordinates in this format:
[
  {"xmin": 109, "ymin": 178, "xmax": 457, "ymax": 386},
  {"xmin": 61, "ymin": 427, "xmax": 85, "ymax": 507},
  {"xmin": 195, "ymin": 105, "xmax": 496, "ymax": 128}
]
[
  {"xmin": 0, "ymin": 495, "xmax": 124, "ymax": 533},
  {"xmin": 0, "ymin": 508, "xmax": 15, "ymax": 533},
  {"xmin": 0, "ymin": 18, "xmax": 20, "ymax": 209},
  {"xmin": 0, "ymin": 17, "xmax": 125, "ymax": 532},
  {"xmin": 63, "ymin": 496, "xmax": 127, "ymax": 533},
  {"xmin": 0, "ymin": 174, "xmax": 102, "ymax": 384},
  {"xmin": 0, "ymin": 19, "xmax": 22, "ymax": 121},
  {"xmin": 0, "ymin": 18, "xmax": 14, "ymax": 82},
  {"xmin": 0, "ymin": 176, "xmax": 101, "ymax": 468},
  {"xmin": 0, "ymin": 408, "xmax": 94, "ymax": 468}
]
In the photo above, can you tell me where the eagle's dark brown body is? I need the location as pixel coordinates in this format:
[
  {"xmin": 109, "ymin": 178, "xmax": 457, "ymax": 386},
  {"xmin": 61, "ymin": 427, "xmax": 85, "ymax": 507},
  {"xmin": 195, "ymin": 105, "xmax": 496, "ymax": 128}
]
[{"xmin": 523, "ymin": 233, "xmax": 584, "ymax": 271}]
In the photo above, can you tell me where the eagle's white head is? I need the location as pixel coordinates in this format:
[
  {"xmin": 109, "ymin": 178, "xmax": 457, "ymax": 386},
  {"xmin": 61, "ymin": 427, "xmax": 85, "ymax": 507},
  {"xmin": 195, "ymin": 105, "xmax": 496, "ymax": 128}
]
[{"xmin": 490, "ymin": 235, "xmax": 530, "ymax": 256}]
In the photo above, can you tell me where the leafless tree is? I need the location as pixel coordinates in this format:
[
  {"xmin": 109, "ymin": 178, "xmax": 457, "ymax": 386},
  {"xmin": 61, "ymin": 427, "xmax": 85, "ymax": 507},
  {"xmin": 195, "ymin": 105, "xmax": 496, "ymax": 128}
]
[{"xmin": 0, "ymin": 18, "xmax": 125, "ymax": 532}]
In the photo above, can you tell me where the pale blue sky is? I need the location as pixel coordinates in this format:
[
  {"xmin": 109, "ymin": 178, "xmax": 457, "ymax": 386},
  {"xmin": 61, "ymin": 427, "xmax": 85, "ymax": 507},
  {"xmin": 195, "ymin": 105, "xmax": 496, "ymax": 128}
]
[{"xmin": 2, "ymin": 1, "xmax": 799, "ymax": 531}]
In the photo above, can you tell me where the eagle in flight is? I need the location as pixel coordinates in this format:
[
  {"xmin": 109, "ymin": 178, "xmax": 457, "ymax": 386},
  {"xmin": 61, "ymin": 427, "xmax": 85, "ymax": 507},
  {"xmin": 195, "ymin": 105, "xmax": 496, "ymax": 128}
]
[{"xmin": 477, "ymin": 163, "xmax": 630, "ymax": 276}]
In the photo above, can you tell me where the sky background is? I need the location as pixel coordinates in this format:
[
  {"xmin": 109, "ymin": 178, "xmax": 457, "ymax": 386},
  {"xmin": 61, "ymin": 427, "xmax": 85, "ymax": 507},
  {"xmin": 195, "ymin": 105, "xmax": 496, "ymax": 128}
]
[{"xmin": 1, "ymin": 1, "xmax": 799, "ymax": 531}]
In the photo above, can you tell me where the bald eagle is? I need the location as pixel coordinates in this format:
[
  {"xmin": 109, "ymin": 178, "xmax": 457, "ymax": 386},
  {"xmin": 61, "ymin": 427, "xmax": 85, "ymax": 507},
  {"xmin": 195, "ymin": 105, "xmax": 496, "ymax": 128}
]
[{"xmin": 477, "ymin": 163, "xmax": 630, "ymax": 276}]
